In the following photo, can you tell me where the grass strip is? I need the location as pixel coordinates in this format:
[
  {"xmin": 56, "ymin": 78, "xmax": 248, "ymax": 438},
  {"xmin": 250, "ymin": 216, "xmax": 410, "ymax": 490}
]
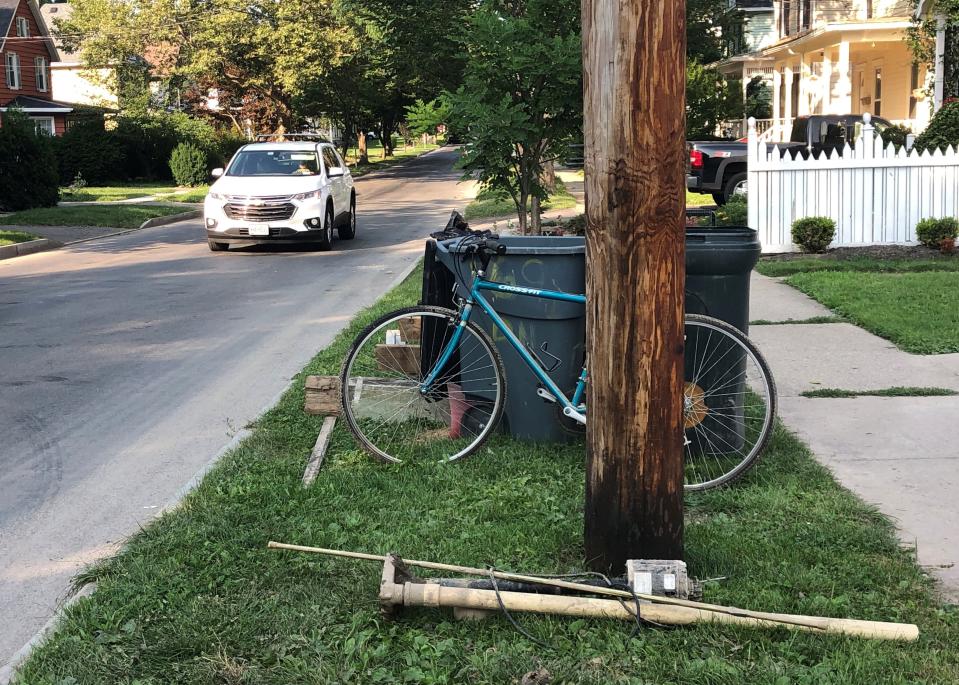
[
  {"xmin": 750, "ymin": 316, "xmax": 846, "ymax": 326},
  {"xmin": 0, "ymin": 205, "xmax": 191, "ymax": 230},
  {"xmin": 801, "ymin": 387, "xmax": 959, "ymax": 399},
  {"xmin": 14, "ymin": 267, "xmax": 959, "ymax": 684},
  {"xmin": 347, "ymin": 143, "xmax": 441, "ymax": 178},
  {"xmin": 786, "ymin": 271, "xmax": 959, "ymax": 354},
  {"xmin": 757, "ymin": 257, "xmax": 959, "ymax": 277},
  {"xmin": 0, "ymin": 229, "xmax": 40, "ymax": 246},
  {"xmin": 464, "ymin": 181, "xmax": 578, "ymax": 221},
  {"xmin": 59, "ymin": 184, "xmax": 179, "ymax": 203}
]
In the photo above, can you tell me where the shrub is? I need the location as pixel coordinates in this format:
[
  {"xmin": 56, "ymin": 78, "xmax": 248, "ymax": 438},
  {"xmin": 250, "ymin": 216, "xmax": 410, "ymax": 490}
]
[
  {"xmin": 715, "ymin": 195, "xmax": 748, "ymax": 226},
  {"xmin": 169, "ymin": 142, "xmax": 209, "ymax": 186},
  {"xmin": 791, "ymin": 216, "xmax": 836, "ymax": 253},
  {"xmin": 914, "ymin": 100, "xmax": 959, "ymax": 152},
  {"xmin": 915, "ymin": 217, "xmax": 959, "ymax": 248},
  {"xmin": 55, "ymin": 120, "xmax": 125, "ymax": 185},
  {"xmin": 879, "ymin": 124, "xmax": 912, "ymax": 150},
  {"xmin": 0, "ymin": 110, "xmax": 59, "ymax": 210},
  {"xmin": 213, "ymin": 130, "xmax": 249, "ymax": 168}
]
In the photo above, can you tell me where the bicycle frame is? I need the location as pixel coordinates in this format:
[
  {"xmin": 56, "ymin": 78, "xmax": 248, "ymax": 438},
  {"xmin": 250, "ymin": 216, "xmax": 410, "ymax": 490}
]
[{"xmin": 421, "ymin": 269, "xmax": 588, "ymax": 419}]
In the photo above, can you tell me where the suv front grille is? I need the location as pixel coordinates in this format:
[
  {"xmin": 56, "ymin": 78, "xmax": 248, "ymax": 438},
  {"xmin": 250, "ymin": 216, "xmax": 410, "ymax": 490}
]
[{"xmin": 224, "ymin": 202, "xmax": 296, "ymax": 222}]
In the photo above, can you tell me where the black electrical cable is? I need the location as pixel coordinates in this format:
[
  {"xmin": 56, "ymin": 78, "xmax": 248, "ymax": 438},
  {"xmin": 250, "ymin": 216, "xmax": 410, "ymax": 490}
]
[{"xmin": 487, "ymin": 566, "xmax": 553, "ymax": 649}]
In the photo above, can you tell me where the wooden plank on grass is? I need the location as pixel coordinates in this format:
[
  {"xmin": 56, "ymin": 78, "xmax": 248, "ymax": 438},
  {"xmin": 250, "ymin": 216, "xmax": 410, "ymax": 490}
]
[
  {"xmin": 302, "ymin": 416, "xmax": 337, "ymax": 486},
  {"xmin": 305, "ymin": 375, "xmax": 342, "ymax": 416}
]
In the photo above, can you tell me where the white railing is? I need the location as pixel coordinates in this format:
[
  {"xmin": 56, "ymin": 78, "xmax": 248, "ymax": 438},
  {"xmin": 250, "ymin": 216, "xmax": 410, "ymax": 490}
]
[
  {"xmin": 747, "ymin": 114, "xmax": 959, "ymax": 253},
  {"xmin": 717, "ymin": 118, "xmax": 777, "ymax": 140}
]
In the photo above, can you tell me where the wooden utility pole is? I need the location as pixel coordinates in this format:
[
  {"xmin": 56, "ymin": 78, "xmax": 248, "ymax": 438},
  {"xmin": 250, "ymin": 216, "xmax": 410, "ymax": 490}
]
[{"xmin": 582, "ymin": 0, "xmax": 686, "ymax": 569}]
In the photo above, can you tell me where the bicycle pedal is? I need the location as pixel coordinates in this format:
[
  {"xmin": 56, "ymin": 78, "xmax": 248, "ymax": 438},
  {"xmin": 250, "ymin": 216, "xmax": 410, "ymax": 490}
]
[{"xmin": 536, "ymin": 387, "xmax": 558, "ymax": 403}]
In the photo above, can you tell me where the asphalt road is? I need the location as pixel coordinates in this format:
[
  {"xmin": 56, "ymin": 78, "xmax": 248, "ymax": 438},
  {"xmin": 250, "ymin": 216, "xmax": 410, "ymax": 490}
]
[{"xmin": 0, "ymin": 147, "xmax": 471, "ymax": 667}]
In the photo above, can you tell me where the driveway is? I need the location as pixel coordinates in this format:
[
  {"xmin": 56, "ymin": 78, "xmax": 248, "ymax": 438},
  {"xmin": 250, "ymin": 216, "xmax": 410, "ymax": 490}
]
[{"xmin": 0, "ymin": 148, "xmax": 471, "ymax": 667}]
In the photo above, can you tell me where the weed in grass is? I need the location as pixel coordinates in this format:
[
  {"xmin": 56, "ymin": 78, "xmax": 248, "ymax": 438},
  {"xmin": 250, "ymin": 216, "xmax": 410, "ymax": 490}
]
[
  {"xmin": 786, "ymin": 271, "xmax": 959, "ymax": 354},
  {"xmin": 14, "ymin": 266, "xmax": 959, "ymax": 684},
  {"xmin": 800, "ymin": 387, "xmax": 958, "ymax": 398}
]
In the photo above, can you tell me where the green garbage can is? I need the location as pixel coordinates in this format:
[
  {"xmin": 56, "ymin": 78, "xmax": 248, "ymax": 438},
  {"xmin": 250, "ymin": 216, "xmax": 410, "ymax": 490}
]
[{"xmin": 434, "ymin": 236, "xmax": 587, "ymax": 442}]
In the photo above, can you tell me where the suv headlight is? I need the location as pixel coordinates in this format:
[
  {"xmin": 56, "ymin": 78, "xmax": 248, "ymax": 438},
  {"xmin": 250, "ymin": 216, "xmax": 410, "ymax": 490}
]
[{"xmin": 292, "ymin": 190, "xmax": 321, "ymax": 201}]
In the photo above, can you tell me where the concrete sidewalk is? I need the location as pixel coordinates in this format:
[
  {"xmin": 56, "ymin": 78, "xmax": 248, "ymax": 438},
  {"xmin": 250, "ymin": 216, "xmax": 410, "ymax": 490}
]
[{"xmin": 749, "ymin": 273, "xmax": 959, "ymax": 601}]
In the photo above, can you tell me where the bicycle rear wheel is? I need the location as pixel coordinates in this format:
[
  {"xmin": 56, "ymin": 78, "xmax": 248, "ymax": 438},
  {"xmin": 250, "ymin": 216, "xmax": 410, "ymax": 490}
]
[
  {"xmin": 683, "ymin": 314, "xmax": 777, "ymax": 491},
  {"xmin": 340, "ymin": 306, "xmax": 507, "ymax": 463}
]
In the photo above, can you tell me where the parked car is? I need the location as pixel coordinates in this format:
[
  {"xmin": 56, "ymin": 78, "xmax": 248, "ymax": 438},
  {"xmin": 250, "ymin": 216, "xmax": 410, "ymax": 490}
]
[
  {"xmin": 204, "ymin": 140, "xmax": 356, "ymax": 252},
  {"xmin": 687, "ymin": 114, "xmax": 894, "ymax": 204}
]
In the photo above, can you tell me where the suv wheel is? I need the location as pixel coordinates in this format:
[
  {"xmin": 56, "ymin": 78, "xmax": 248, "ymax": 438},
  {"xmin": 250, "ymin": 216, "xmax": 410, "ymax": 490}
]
[
  {"xmin": 208, "ymin": 240, "xmax": 228, "ymax": 252},
  {"xmin": 338, "ymin": 194, "xmax": 356, "ymax": 240},
  {"xmin": 317, "ymin": 204, "xmax": 334, "ymax": 251}
]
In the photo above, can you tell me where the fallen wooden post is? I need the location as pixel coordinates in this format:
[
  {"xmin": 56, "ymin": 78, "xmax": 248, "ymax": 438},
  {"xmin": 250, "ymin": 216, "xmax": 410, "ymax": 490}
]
[
  {"xmin": 302, "ymin": 416, "xmax": 337, "ymax": 486},
  {"xmin": 266, "ymin": 542, "xmax": 920, "ymax": 642}
]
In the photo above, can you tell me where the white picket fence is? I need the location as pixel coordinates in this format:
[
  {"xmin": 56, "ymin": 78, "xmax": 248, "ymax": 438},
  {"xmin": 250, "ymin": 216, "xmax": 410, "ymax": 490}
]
[{"xmin": 746, "ymin": 114, "xmax": 959, "ymax": 253}]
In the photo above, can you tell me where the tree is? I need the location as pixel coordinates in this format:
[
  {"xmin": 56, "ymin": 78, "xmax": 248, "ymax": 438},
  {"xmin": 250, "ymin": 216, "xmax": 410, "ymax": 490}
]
[
  {"xmin": 686, "ymin": 60, "xmax": 741, "ymax": 138},
  {"xmin": 745, "ymin": 75, "xmax": 772, "ymax": 119},
  {"xmin": 450, "ymin": 0, "xmax": 582, "ymax": 235},
  {"xmin": 405, "ymin": 97, "xmax": 451, "ymax": 138}
]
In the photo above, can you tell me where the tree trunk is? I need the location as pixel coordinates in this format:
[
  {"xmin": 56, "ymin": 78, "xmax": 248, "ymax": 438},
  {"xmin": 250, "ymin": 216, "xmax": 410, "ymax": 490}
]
[
  {"xmin": 582, "ymin": 0, "xmax": 686, "ymax": 571},
  {"xmin": 358, "ymin": 131, "xmax": 369, "ymax": 165},
  {"xmin": 530, "ymin": 195, "xmax": 542, "ymax": 235},
  {"xmin": 381, "ymin": 117, "xmax": 395, "ymax": 157},
  {"xmin": 542, "ymin": 160, "xmax": 557, "ymax": 193}
]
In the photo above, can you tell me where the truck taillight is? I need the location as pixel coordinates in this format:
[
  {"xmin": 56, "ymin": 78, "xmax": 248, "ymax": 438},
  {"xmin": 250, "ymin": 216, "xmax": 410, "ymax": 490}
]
[{"xmin": 689, "ymin": 149, "xmax": 703, "ymax": 170}]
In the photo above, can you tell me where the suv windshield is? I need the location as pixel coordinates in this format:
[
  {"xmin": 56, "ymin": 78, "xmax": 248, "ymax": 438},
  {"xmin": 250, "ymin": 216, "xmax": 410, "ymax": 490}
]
[{"xmin": 227, "ymin": 149, "xmax": 320, "ymax": 177}]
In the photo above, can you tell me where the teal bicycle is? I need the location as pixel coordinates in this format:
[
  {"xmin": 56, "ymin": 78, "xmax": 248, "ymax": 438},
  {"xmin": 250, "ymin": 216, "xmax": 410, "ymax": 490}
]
[{"xmin": 340, "ymin": 232, "xmax": 777, "ymax": 491}]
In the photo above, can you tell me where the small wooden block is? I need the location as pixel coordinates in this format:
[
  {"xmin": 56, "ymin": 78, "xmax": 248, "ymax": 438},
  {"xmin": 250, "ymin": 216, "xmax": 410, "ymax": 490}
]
[
  {"xmin": 398, "ymin": 317, "xmax": 422, "ymax": 343},
  {"xmin": 375, "ymin": 344, "xmax": 421, "ymax": 376},
  {"xmin": 304, "ymin": 375, "xmax": 342, "ymax": 416}
]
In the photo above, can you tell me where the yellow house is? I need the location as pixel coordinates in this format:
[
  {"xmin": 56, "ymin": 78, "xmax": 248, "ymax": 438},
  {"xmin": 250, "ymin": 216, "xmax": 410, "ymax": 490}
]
[{"xmin": 761, "ymin": 0, "xmax": 931, "ymax": 133}]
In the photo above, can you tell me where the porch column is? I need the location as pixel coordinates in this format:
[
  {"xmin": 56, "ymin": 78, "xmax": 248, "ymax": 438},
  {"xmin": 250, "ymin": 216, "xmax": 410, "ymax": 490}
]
[
  {"xmin": 799, "ymin": 52, "xmax": 811, "ymax": 115},
  {"xmin": 772, "ymin": 67, "xmax": 782, "ymax": 119},
  {"xmin": 834, "ymin": 40, "xmax": 852, "ymax": 112},
  {"xmin": 935, "ymin": 13, "xmax": 946, "ymax": 111},
  {"xmin": 822, "ymin": 50, "xmax": 833, "ymax": 113},
  {"xmin": 784, "ymin": 65, "xmax": 794, "ymax": 120}
]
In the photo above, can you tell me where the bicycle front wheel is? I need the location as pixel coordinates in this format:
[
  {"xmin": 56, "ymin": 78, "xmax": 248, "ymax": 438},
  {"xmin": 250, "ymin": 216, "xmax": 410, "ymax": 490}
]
[
  {"xmin": 683, "ymin": 314, "xmax": 777, "ymax": 491},
  {"xmin": 340, "ymin": 306, "xmax": 506, "ymax": 464}
]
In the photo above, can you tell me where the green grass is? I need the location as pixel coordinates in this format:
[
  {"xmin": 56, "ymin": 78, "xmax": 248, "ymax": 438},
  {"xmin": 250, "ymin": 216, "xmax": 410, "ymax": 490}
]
[
  {"xmin": 686, "ymin": 190, "xmax": 716, "ymax": 207},
  {"xmin": 464, "ymin": 181, "xmax": 579, "ymax": 221},
  {"xmin": 801, "ymin": 387, "xmax": 959, "ymax": 398},
  {"xmin": 346, "ymin": 141, "xmax": 441, "ymax": 177},
  {"xmin": 750, "ymin": 316, "xmax": 846, "ymax": 325},
  {"xmin": 15, "ymin": 267, "xmax": 959, "ymax": 684},
  {"xmin": 59, "ymin": 184, "xmax": 180, "ymax": 202},
  {"xmin": 0, "ymin": 229, "xmax": 40, "ymax": 246},
  {"xmin": 156, "ymin": 185, "xmax": 210, "ymax": 203},
  {"xmin": 0, "ymin": 205, "xmax": 192, "ymax": 230},
  {"xmin": 787, "ymin": 271, "xmax": 959, "ymax": 354},
  {"xmin": 757, "ymin": 257, "xmax": 959, "ymax": 278}
]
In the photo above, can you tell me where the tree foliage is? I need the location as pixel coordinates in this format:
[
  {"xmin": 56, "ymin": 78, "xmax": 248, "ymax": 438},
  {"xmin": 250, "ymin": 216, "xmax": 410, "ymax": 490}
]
[
  {"xmin": 451, "ymin": 0, "xmax": 582, "ymax": 234},
  {"xmin": 0, "ymin": 111, "xmax": 59, "ymax": 211},
  {"xmin": 686, "ymin": 60, "xmax": 741, "ymax": 138},
  {"xmin": 405, "ymin": 97, "xmax": 451, "ymax": 137}
]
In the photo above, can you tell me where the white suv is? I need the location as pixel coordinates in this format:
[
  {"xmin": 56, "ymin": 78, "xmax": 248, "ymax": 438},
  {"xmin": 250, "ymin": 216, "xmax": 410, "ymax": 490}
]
[{"xmin": 204, "ymin": 141, "xmax": 355, "ymax": 252}]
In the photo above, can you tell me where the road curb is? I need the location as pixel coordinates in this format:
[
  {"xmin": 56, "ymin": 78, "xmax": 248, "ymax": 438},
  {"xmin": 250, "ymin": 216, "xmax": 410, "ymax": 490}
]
[
  {"xmin": 138, "ymin": 209, "xmax": 202, "ymax": 230},
  {"xmin": 0, "ymin": 238, "xmax": 61, "ymax": 261}
]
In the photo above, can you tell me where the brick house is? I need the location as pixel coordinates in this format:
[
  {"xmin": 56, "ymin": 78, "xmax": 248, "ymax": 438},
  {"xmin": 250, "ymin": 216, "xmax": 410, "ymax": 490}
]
[{"xmin": 0, "ymin": 0, "xmax": 74, "ymax": 135}]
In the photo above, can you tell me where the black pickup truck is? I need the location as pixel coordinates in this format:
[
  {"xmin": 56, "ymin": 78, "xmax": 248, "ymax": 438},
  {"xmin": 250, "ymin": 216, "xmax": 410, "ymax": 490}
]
[{"xmin": 687, "ymin": 115, "xmax": 894, "ymax": 204}]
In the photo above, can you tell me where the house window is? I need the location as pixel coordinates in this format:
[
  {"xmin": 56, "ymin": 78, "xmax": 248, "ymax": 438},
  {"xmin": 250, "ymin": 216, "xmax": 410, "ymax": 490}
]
[
  {"xmin": 35, "ymin": 57, "xmax": 48, "ymax": 92},
  {"xmin": 4, "ymin": 53, "xmax": 21, "ymax": 90},
  {"xmin": 866, "ymin": 0, "xmax": 873, "ymax": 18},
  {"xmin": 33, "ymin": 117, "xmax": 55, "ymax": 136},
  {"xmin": 874, "ymin": 68, "xmax": 882, "ymax": 116},
  {"xmin": 801, "ymin": 0, "xmax": 811, "ymax": 30},
  {"xmin": 909, "ymin": 63, "xmax": 920, "ymax": 119},
  {"xmin": 782, "ymin": 0, "xmax": 791, "ymax": 36},
  {"xmin": 15, "ymin": 17, "xmax": 29, "ymax": 37}
]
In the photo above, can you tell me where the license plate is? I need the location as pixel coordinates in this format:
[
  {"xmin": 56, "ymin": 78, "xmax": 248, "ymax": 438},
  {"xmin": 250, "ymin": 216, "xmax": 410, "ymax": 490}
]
[{"xmin": 249, "ymin": 224, "xmax": 270, "ymax": 236}]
